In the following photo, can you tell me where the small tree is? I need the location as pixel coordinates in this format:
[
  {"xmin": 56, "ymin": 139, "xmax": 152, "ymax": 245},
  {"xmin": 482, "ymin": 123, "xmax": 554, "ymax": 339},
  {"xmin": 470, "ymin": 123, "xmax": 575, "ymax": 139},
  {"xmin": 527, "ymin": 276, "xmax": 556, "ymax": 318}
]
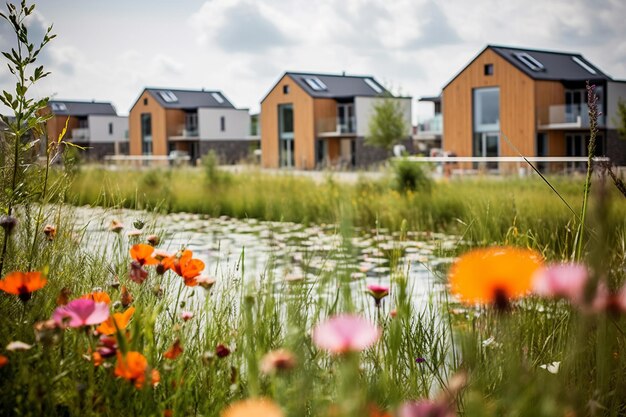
[{"xmin": 365, "ymin": 98, "xmax": 407, "ymax": 153}]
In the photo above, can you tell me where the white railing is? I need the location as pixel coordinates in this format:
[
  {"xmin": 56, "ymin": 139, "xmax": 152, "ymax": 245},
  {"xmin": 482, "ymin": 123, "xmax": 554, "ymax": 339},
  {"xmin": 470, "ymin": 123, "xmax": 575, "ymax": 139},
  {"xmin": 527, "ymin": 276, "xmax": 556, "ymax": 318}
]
[
  {"xmin": 395, "ymin": 156, "xmax": 610, "ymax": 176},
  {"xmin": 103, "ymin": 155, "xmax": 191, "ymax": 168},
  {"xmin": 71, "ymin": 127, "xmax": 90, "ymax": 141}
]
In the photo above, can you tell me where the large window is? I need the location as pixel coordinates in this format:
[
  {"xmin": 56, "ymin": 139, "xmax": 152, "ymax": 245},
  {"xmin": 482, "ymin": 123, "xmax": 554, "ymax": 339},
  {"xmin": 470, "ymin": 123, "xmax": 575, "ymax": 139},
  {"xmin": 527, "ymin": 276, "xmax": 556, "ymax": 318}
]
[
  {"xmin": 278, "ymin": 104, "xmax": 294, "ymax": 168},
  {"xmin": 473, "ymin": 87, "xmax": 500, "ymax": 132},
  {"xmin": 141, "ymin": 113, "xmax": 152, "ymax": 155}
]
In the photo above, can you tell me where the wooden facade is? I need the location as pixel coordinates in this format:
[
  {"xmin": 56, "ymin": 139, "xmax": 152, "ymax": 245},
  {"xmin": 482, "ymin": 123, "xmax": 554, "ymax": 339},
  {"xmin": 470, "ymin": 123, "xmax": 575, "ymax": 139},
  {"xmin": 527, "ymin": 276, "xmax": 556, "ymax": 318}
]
[
  {"xmin": 441, "ymin": 47, "xmax": 603, "ymax": 173},
  {"xmin": 261, "ymin": 75, "xmax": 316, "ymax": 169},
  {"xmin": 129, "ymin": 90, "xmax": 168, "ymax": 156},
  {"xmin": 45, "ymin": 114, "xmax": 80, "ymax": 144}
]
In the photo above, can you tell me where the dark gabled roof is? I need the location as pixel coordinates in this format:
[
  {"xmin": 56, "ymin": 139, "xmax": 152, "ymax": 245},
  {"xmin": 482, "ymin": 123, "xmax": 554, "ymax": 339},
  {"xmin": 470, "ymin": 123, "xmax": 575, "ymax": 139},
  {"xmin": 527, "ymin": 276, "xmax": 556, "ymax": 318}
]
[
  {"xmin": 285, "ymin": 72, "xmax": 390, "ymax": 99},
  {"xmin": 144, "ymin": 88, "xmax": 235, "ymax": 109},
  {"xmin": 48, "ymin": 100, "xmax": 118, "ymax": 116},
  {"xmin": 444, "ymin": 45, "xmax": 613, "ymax": 90},
  {"xmin": 418, "ymin": 96, "xmax": 441, "ymax": 103},
  {"xmin": 489, "ymin": 45, "xmax": 611, "ymax": 81}
]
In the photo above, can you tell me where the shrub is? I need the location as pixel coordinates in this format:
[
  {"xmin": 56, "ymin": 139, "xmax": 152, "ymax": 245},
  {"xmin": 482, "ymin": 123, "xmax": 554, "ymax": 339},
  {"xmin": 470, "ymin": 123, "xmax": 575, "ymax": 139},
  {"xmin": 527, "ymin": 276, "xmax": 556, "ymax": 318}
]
[{"xmin": 392, "ymin": 158, "xmax": 432, "ymax": 193}]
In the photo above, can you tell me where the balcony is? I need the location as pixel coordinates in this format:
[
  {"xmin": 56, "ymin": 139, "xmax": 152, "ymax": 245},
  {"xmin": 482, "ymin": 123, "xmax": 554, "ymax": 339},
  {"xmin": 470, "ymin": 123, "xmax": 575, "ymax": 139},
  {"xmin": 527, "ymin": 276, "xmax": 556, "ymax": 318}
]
[
  {"xmin": 71, "ymin": 127, "xmax": 90, "ymax": 141},
  {"xmin": 169, "ymin": 125, "xmax": 199, "ymax": 141},
  {"xmin": 316, "ymin": 117, "xmax": 356, "ymax": 137},
  {"xmin": 415, "ymin": 114, "xmax": 442, "ymax": 139},
  {"xmin": 537, "ymin": 104, "xmax": 605, "ymax": 130}
]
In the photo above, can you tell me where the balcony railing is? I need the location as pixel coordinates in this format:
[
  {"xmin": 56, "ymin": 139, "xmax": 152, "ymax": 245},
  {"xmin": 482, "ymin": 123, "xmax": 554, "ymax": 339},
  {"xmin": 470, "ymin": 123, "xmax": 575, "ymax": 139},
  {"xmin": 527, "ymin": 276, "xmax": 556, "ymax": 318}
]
[
  {"xmin": 537, "ymin": 104, "xmax": 605, "ymax": 129},
  {"xmin": 71, "ymin": 127, "xmax": 90, "ymax": 141},
  {"xmin": 415, "ymin": 114, "xmax": 442, "ymax": 138},
  {"xmin": 169, "ymin": 125, "xmax": 199, "ymax": 140},
  {"xmin": 316, "ymin": 117, "xmax": 356, "ymax": 137}
]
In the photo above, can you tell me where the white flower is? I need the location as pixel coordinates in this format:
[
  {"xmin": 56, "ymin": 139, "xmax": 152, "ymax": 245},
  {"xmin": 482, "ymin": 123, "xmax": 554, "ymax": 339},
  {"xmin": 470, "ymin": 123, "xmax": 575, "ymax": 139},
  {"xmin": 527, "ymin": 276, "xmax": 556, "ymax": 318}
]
[{"xmin": 539, "ymin": 361, "xmax": 561, "ymax": 374}]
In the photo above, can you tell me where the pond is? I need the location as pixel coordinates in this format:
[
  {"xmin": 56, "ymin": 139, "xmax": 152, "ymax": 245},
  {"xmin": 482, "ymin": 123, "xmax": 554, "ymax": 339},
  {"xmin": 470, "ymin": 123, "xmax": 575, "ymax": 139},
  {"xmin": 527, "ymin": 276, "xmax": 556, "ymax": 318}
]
[{"xmin": 73, "ymin": 206, "xmax": 458, "ymax": 309}]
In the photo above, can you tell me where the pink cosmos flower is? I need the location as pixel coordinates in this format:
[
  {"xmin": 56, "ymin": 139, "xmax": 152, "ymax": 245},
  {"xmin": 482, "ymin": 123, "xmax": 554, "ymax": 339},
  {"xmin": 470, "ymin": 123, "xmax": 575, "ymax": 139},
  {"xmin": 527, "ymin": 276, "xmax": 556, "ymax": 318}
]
[
  {"xmin": 366, "ymin": 284, "xmax": 390, "ymax": 307},
  {"xmin": 398, "ymin": 400, "xmax": 454, "ymax": 417},
  {"xmin": 181, "ymin": 311, "xmax": 194, "ymax": 321},
  {"xmin": 311, "ymin": 314, "xmax": 381, "ymax": 354},
  {"xmin": 52, "ymin": 299, "xmax": 110, "ymax": 328},
  {"xmin": 532, "ymin": 263, "xmax": 588, "ymax": 303}
]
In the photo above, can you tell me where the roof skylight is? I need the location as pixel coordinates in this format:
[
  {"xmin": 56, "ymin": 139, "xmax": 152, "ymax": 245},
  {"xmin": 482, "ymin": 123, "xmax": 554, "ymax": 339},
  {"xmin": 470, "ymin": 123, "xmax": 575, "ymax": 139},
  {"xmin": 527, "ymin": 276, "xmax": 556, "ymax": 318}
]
[
  {"xmin": 364, "ymin": 78, "xmax": 383, "ymax": 94},
  {"xmin": 211, "ymin": 92, "xmax": 225, "ymax": 104},
  {"xmin": 303, "ymin": 77, "xmax": 327, "ymax": 91},
  {"xmin": 51, "ymin": 103, "xmax": 67, "ymax": 112},
  {"xmin": 513, "ymin": 52, "xmax": 545, "ymax": 72},
  {"xmin": 158, "ymin": 91, "xmax": 178, "ymax": 103},
  {"xmin": 572, "ymin": 56, "xmax": 597, "ymax": 75}
]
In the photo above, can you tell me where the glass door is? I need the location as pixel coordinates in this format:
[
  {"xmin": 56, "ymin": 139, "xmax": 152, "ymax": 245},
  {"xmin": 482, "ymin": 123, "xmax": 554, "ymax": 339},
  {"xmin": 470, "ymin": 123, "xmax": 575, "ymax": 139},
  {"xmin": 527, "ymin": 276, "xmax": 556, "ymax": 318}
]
[
  {"xmin": 482, "ymin": 132, "xmax": 499, "ymax": 170},
  {"xmin": 278, "ymin": 104, "xmax": 294, "ymax": 168}
]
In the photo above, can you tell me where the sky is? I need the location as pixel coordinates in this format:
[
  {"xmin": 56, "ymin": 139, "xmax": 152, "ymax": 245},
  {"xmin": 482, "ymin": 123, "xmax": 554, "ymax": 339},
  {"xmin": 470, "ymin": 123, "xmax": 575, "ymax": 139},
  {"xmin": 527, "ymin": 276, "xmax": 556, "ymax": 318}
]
[{"xmin": 1, "ymin": 0, "xmax": 625, "ymax": 122}]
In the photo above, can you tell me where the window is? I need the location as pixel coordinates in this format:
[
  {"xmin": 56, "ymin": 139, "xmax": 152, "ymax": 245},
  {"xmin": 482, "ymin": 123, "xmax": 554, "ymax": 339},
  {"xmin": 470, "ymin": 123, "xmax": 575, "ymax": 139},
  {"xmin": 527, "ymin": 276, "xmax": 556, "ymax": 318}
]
[
  {"xmin": 572, "ymin": 56, "xmax": 597, "ymax": 75},
  {"xmin": 51, "ymin": 103, "xmax": 67, "ymax": 112},
  {"xmin": 212, "ymin": 92, "xmax": 225, "ymax": 104},
  {"xmin": 220, "ymin": 116, "xmax": 225, "ymax": 132},
  {"xmin": 283, "ymin": 85, "xmax": 289, "ymax": 94},
  {"xmin": 158, "ymin": 91, "xmax": 178, "ymax": 103},
  {"xmin": 141, "ymin": 113, "xmax": 152, "ymax": 155},
  {"xmin": 484, "ymin": 64, "xmax": 494, "ymax": 76},
  {"xmin": 303, "ymin": 77, "xmax": 327, "ymax": 91},
  {"xmin": 364, "ymin": 78, "xmax": 383, "ymax": 94},
  {"xmin": 513, "ymin": 52, "xmax": 545, "ymax": 71},
  {"xmin": 143, "ymin": 98, "xmax": 148, "ymax": 105},
  {"xmin": 473, "ymin": 87, "xmax": 500, "ymax": 132},
  {"xmin": 108, "ymin": 123, "xmax": 113, "ymax": 135}
]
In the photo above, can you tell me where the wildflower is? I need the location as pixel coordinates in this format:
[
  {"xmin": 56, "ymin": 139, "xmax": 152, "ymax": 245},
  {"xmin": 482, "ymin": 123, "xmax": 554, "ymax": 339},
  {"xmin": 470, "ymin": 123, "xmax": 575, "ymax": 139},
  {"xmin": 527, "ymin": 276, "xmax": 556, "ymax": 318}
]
[
  {"xmin": 129, "ymin": 261, "xmax": 149, "ymax": 284},
  {"xmin": 164, "ymin": 339, "xmax": 183, "ymax": 360},
  {"xmin": 121, "ymin": 285, "xmax": 133, "ymax": 307},
  {"xmin": 162, "ymin": 249, "xmax": 205, "ymax": 286},
  {"xmin": 220, "ymin": 398, "xmax": 284, "ymax": 417},
  {"xmin": 109, "ymin": 219, "xmax": 124, "ymax": 233},
  {"xmin": 180, "ymin": 311, "xmax": 194, "ymax": 321},
  {"xmin": 147, "ymin": 234, "xmax": 160, "ymax": 246},
  {"xmin": 196, "ymin": 275, "xmax": 216, "ymax": 290},
  {"xmin": 56, "ymin": 287, "xmax": 72, "ymax": 306},
  {"xmin": 96, "ymin": 306, "xmax": 135, "ymax": 335},
  {"xmin": 115, "ymin": 351, "xmax": 148, "ymax": 389},
  {"xmin": 6, "ymin": 341, "xmax": 33, "ymax": 351},
  {"xmin": 366, "ymin": 284, "xmax": 390, "ymax": 307},
  {"xmin": 151, "ymin": 369, "xmax": 161, "ymax": 387},
  {"xmin": 0, "ymin": 215, "xmax": 17, "ymax": 235},
  {"xmin": 415, "ymin": 357, "xmax": 426, "ymax": 364},
  {"xmin": 312, "ymin": 314, "xmax": 381, "ymax": 355},
  {"xmin": 81, "ymin": 291, "xmax": 112, "ymax": 305},
  {"xmin": 96, "ymin": 335, "xmax": 119, "ymax": 358},
  {"xmin": 43, "ymin": 224, "xmax": 56, "ymax": 240},
  {"xmin": 539, "ymin": 361, "xmax": 560, "ymax": 374},
  {"xmin": 53, "ymin": 299, "xmax": 110, "ymax": 328},
  {"xmin": 260, "ymin": 349, "xmax": 296, "ymax": 375},
  {"xmin": 216, "ymin": 344, "xmax": 231, "ymax": 358},
  {"xmin": 398, "ymin": 400, "xmax": 454, "ymax": 417},
  {"xmin": 34, "ymin": 319, "xmax": 61, "ymax": 346},
  {"xmin": 130, "ymin": 244, "xmax": 160, "ymax": 266},
  {"xmin": 0, "ymin": 271, "xmax": 47, "ymax": 302},
  {"xmin": 390, "ymin": 310, "xmax": 398, "ymax": 318},
  {"xmin": 532, "ymin": 263, "xmax": 588, "ymax": 304},
  {"xmin": 448, "ymin": 247, "xmax": 542, "ymax": 309},
  {"xmin": 153, "ymin": 249, "xmax": 171, "ymax": 261},
  {"xmin": 0, "ymin": 355, "xmax": 7, "ymax": 367}
]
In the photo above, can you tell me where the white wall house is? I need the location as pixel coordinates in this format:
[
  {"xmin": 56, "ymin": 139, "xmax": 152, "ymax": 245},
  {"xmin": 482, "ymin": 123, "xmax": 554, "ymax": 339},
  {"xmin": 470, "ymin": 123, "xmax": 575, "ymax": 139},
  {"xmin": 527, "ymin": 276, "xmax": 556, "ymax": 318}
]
[
  {"xmin": 197, "ymin": 108, "xmax": 250, "ymax": 140},
  {"xmin": 88, "ymin": 115, "xmax": 128, "ymax": 143},
  {"xmin": 354, "ymin": 96, "xmax": 412, "ymax": 137}
]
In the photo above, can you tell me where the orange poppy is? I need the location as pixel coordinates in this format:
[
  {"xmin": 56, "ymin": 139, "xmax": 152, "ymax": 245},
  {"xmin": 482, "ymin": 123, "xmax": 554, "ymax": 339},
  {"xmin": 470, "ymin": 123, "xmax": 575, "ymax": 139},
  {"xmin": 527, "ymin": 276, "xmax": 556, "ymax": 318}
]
[
  {"xmin": 0, "ymin": 354, "xmax": 8, "ymax": 368},
  {"xmin": 448, "ymin": 246, "xmax": 543, "ymax": 307},
  {"xmin": 164, "ymin": 339, "xmax": 183, "ymax": 360},
  {"xmin": 0, "ymin": 271, "xmax": 47, "ymax": 302},
  {"xmin": 81, "ymin": 291, "xmax": 111, "ymax": 305},
  {"xmin": 220, "ymin": 398, "xmax": 284, "ymax": 417},
  {"xmin": 115, "ymin": 351, "xmax": 148, "ymax": 389},
  {"xmin": 151, "ymin": 369, "xmax": 161, "ymax": 387},
  {"xmin": 96, "ymin": 307, "xmax": 135, "ymax": 335},
  {"xmin": 162, "ymin": 250, "xmax": 205, "ymax": 286},
  {"xmin": 130, "ymin": 244, "xmax": 160, "ymax": 266}
]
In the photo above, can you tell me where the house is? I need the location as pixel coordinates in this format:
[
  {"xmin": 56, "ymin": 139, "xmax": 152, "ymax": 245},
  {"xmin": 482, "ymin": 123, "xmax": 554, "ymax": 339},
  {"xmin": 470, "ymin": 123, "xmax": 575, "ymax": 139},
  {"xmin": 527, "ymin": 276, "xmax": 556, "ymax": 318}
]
[
  {"xmin": 414, "ymin": 96, "xmax": 442, "ymax": 154},
  {"xmin": 45, "ymin": 100, "xmax": 128, "ymax": 160},
  {"xmin": 128, "ymin": 88, "xmax": 255, "ymax": 164},
  {"xmin": 260, "ymin": 72, "xmax": 412, "ymax": 169},
  {"xmin": 442, "ymin": 45, "xmax": 626, "ymax": 172}
]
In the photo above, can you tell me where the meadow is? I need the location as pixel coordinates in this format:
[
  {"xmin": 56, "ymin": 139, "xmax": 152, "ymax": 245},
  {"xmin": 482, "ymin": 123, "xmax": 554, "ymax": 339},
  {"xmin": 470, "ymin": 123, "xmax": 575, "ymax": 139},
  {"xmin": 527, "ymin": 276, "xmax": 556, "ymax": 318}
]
[{"xmin": 2, "ymin": 2, "xmax": 626, "ymax": 416}]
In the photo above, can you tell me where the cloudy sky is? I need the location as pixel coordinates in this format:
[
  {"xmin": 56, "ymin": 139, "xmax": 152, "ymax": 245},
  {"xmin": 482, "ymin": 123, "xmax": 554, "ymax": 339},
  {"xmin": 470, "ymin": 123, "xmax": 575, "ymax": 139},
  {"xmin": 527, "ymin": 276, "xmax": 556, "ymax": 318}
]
[{"xmin": 1, "ymin": 0, "xmax": 625, "ymax": 121}]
